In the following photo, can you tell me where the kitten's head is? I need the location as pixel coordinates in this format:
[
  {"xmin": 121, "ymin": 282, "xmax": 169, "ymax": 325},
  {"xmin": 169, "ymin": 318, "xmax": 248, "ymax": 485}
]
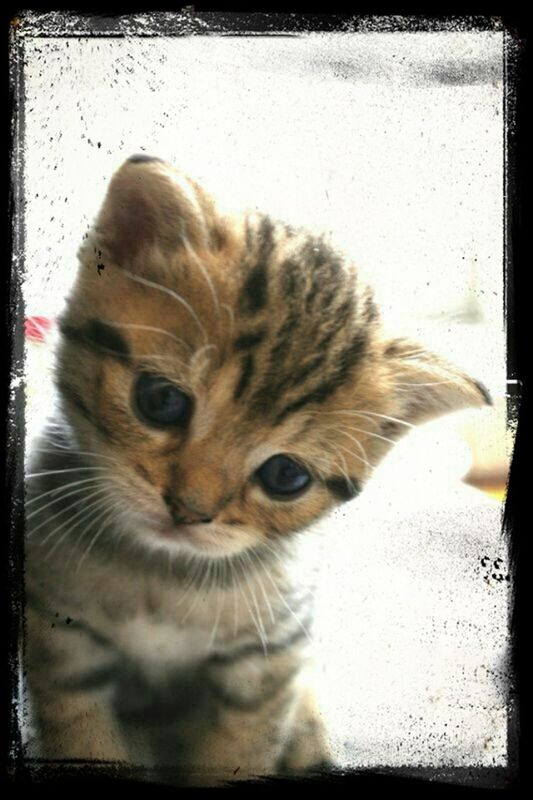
[{"xmin": 56, "ymin": 155, "xmax": 490, "ymax": 558}]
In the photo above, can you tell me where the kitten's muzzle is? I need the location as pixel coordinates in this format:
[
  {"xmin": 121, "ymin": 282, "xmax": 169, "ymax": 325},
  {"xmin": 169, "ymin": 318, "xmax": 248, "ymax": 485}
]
[{"xmin": 162, "ymin": 492, "xmax": 214, "ymax": 526}]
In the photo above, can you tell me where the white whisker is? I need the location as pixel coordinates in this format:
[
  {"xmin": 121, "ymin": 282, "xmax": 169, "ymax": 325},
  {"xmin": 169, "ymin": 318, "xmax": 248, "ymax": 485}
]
[
  {"xmin": 75, "ymin": 503, "xmax": 125, "ymax": 573},
  {"xmin": 26, "ymin": 477, "xmax": 108, "ymax": 515},
  {"xmin": 237, "ymin": 555, "xmax": 268, "ymax": 656},
  {"xmin": 221, "ymin": 304, "xmax": 235, "ymax": 339},
  {"xmin": 334, "ymin": 441, "xmax": 371, "ymax": 471},
  {"xmin": 26, "ymin": 467, "xmax": 108, "ymax": 479},
  {"xmin": 246, "ymin": 550, "xmax": 276, "ymax": 626},
  {"xmin": 38, "ymin": 487, "xmax": 111, "ymax": 546},
  {"xmin": 118, "ymin": 267, "xmax": 209, "ymax": 345},
  {"xmin": 208, "ymin": 562, "xmax": 224, "ymax": 649},
  {"xmin": 182, "ymin": 237, "xmax": 221, "ymax": 320},
  {"xmin": 255, "ymin": 550, "xmax": 312, "ymax": 646},
  {"xmin": 337, "ymin": 431, "xmax": 372, "ymax": 469},
  {"xmin": 106, "ymin": 322, "xmax": 193, "ymax": 353},
  {"xmin": 30, "ymin": 447, "xmax": 121, "ymax": 465}
]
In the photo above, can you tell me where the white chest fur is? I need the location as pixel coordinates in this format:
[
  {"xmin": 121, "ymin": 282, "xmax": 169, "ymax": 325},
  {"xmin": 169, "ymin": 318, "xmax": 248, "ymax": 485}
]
[{"xmin": 115, "ymin": 615, "xmax": 212, "ymax": 678}]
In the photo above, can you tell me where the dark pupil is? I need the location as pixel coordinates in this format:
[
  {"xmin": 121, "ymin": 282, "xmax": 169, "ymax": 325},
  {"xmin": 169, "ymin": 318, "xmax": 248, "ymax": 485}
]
[
  {"xmin": 257, "ymin": 455, "xmax": 311, "ymax": 497},
  {"xmin": 134, "ymin": 374, "xmax": 189, "ymax": 426}
]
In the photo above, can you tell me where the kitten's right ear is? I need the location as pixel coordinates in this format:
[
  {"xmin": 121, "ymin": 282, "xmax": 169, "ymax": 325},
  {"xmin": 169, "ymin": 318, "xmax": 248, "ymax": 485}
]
[{"xmin": 86, "ymin": 155, "xmax": 223, "ymax": 268}]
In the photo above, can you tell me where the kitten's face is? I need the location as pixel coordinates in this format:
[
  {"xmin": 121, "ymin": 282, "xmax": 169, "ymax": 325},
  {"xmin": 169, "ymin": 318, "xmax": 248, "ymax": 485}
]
[{"xmin": 56, "ymin": 156, "xmax": 488, "ymax": 559}]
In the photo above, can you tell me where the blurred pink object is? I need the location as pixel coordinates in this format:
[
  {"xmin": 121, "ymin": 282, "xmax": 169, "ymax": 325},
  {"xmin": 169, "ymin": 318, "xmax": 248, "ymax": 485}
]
[{"xmin": 25, "ymin": 316, "xmax": 54, "ymax": 343}]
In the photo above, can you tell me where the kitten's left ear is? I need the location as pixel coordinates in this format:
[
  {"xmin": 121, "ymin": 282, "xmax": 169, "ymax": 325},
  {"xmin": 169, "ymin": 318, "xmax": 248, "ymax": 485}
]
[
  {"xmin": 89, "ymin": 155, "xmax": 225, "ymax": 267},
  {"xmin": 385, "ymin": 337, "xmax": 492, "ymax": 428}
]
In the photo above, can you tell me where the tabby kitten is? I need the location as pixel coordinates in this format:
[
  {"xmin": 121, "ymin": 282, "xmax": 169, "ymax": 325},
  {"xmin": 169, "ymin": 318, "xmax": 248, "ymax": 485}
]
[{"xmin": 24, "ymin": 155, "xmax": 490, "ymax": 785}]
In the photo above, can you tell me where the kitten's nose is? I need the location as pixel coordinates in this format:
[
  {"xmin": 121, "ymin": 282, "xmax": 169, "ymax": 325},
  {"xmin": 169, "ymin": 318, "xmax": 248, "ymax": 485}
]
[{"xmin": 162, "ymin": 493, "xmax": 213, "ymax": 526}]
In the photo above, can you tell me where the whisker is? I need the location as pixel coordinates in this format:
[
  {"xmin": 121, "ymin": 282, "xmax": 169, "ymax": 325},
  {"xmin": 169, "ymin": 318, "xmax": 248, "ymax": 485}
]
[
  {"xmin": 25, "ymin": 467, "xmax": 109, "ymax": 479},
  {"xmin": 229, "ymin": 559, "xmax": 239, "ymax": 636},
  {"xmin": 257, "ymin": 545, "xmax": 312, "ymax": 646},
  {"xmin": 208, "ymin": 564, "xmax": 224, "ymax": 649},
  {"xmin": 30, "ymin": 447, "xmax": 121, "ymax": 465},
  {"xmin": 118, "ymin": 268, "xmax": 209, "ymax": 345},
  {"xmin": 313, "ymin": 409, "xmax": 415, "ymax": 430},
  {"xmin": 333, "ymin": 441, "xmax": 371, "ymax": 471},
  {"xmin": 182, "ymin": 237, "xmax": 221, "ymax": 320},
  {"xmin": 181, "ymin": 558, "xmax": 212, "ymax": 624},
  {"xmin": 105, "ymin": 322, "xmax": 193, "ymax": 353},
  {"xmin": 75, "ymin": 503, "xmax": 125, "ymax": 573},
  {"xmin": 174, "ymin": 555, "xmax": 204, "ymax": 610},
  {"xmin": 341, "ymin": 425, "xmax": 397, "ymax": 447},
  {"xmin": 237, "ymin": 555, "xmax": 268, "ymax": 656},
  {"xmin": 25, "ymin": 477, "xmax": 108, "ymax": 514},
  {"xmin": 46, "ymin": 494, "xmax": 120, "ymax": 561},
  {"xmin": 221, "ymin": 304, "xmax": 235, "ymax": 339},
  {"xmin": 37, "ymin": 486, "xmax": 111, "ymax": 545},
  {"xmin": 246, "ymin": 550, "xmax": 276, "ymax": 626},
  {"xmin": 337, "ymin": 431, "xmax": 372, "ymax": 470}
]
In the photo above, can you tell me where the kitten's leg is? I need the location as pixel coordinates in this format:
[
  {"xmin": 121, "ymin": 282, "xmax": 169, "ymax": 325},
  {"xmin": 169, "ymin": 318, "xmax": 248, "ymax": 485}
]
[
  {"xmin": 183, "ymin": 644, "xmax": 331, "ymax": 785},
  {"xmin": 24, "ymin": 602, "xmax": 129, "ymax": 762},
  {"xmin": 276, "ymin": 685, "xmax": 334, "ymax": 773}
]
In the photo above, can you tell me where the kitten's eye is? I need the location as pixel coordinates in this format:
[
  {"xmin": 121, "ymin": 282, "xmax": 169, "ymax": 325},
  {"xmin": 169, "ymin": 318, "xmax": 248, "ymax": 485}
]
[
  {"xmin": 133, "ymin": 373, "xmax": 191, "ymax": 427},
  {"xmin": 256, "ymin": 455, "xmax": 311, "ymax": 498}
]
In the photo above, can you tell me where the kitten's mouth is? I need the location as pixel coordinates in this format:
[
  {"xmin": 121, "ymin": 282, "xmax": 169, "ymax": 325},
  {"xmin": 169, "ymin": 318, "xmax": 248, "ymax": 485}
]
[
  {"xmin": 138, "ymin": 514, "xmax": 249, "ymax": 557},
  {"xmin": 153, "ymin": 523, "xmax": 192, "ymax": 541}
]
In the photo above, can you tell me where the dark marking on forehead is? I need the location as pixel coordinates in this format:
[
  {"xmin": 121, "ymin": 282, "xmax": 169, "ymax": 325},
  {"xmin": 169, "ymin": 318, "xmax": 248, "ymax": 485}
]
[
  {"xmin": 234, "ymin": 329, "xmax": 267, "ymax": 351},
  {"xmin": 325, "ymin": 476, "xmax": 361, "ymax": 502},
  {"xmin": 59, "ymin": 318, "xmax": 130, "ymax": 363},
  {"xmin": 335, "ymin": 331, "xmax": 369, "ymax": 381},
  {"xmin": 285, "ymin": 354, "xmax": 328, "ymax": 390},
  {"xmin": 363, "ymin": 293, "xmax": 379, "ymax": 323},
  {"xmin": 281, "ymin": 259, "xmax": 303, "ymax": 298},
  {"xmin": 239, "ymin": 262, "xmax": 268, "ymax": 315},
  {"xmin": 239, "ymin": 215, "xmax": 275, "ymax": 315},
  {"xmin": 127, "ymin": 154, "xmax": 163, "ymax": 165},
  {"xmin": 234, "ymin": 354, "xmax": 255, "ymax": 401}
]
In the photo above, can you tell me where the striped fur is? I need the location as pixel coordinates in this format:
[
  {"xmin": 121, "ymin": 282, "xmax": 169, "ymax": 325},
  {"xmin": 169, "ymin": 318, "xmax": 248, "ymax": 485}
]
[{"xmin": 24, "ymin": 157, "xmax": 490, "ymax": 784}]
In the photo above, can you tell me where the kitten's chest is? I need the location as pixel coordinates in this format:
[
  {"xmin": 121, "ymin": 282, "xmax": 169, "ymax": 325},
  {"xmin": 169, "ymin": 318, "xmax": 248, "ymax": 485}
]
[{"xmin": 115, "ymin": 614, "xmax": 211, "ymax": 675}]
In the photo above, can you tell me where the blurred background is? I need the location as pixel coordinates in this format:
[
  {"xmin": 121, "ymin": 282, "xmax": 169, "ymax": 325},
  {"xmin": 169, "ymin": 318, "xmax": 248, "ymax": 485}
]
[{"xmin": 18, "ymin": 16, "xmax": 511, "ymax": 773}]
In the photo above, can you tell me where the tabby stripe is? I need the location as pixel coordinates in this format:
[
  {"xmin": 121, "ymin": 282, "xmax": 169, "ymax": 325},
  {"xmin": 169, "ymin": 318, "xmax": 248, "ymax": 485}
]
[
  {"xmin": 57, "ymin": 380, "xmax": 95, "ymax": 424},
  {"xmin": 54, "ymin": 663, "xmax": 119, "ymax": 692},
  {"xmin": 273, "ymin": 329, "xmax": 369, "ymax": 421},
  {"xmin": 234, "ymin": 329, "xmax": 267, "ymax": 351},
  {"xmin": 59, "ymin": 318, "xmax": 131, "ymax": 363},
  {"xmin": 57, "ymin": 379, "xmax": 114, "ymax": 441},
  {"xmin": 363, "ymin": 293, "xmax": 379, "ymax": 322},
  {"xmin": 233, "ymin": 354, "xmax": 255, "ymax": 401},
  {"xmin": 286, "ymin": 354, "xmax": 328, "ymax": 389},
  {"xmin": 26, "ymin": 591, "xmax": 114, "ymax": 648},
  {"xmin": 281, "ymin": 259, "xmax": 302, "ymax": 298},
  {"xmin": 239, "ymin": 215, "xmax": 274, "ymax": 314},
  {"xmin": 325, "ymin": 476, "xmax": 361, "ymax": 502},
  {"xmin": 210, "ymin": 624, "xmax": 308, "ymax": 666}
]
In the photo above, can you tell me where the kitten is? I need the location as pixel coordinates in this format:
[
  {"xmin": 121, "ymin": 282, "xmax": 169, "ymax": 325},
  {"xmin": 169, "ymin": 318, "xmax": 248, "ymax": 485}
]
[{"xmin": 24, "ymin": 155, "xmax": 490, "ymax": 785}]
